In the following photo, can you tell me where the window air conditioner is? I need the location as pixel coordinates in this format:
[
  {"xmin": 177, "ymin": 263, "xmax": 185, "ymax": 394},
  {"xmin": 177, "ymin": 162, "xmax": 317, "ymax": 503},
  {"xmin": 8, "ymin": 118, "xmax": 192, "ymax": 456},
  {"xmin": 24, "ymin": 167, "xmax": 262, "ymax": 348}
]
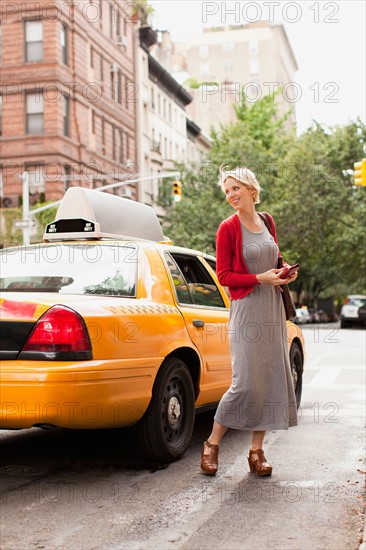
[
  {"xmin": 117, "ymin": 36, "xmax": 128, "ymax": 47},
  {"xmin": 120, "ymin": 187, "xmax": 132, "ymax": 198}
]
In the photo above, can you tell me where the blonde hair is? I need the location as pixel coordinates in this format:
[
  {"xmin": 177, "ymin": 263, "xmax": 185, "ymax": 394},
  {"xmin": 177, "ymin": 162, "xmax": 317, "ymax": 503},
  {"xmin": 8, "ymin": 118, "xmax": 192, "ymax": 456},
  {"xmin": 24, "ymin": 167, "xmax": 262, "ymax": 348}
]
[{"xmin": 218, "ymin": 164, "xmax": 261, "ymax": 204}]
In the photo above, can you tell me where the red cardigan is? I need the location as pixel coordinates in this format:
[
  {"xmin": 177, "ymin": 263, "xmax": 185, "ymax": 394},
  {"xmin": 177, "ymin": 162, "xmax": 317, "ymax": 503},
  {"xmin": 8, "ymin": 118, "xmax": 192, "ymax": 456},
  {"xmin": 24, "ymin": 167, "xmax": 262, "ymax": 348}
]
[{"xmin": 216, "ymin": 212, "xmax": 283, "ymax": 300}]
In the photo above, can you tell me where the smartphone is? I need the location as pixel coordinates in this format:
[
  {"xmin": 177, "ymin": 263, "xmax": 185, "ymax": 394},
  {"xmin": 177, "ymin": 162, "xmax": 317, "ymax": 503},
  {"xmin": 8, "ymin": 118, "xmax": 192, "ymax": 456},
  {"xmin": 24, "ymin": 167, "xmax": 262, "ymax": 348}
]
[{"xmin": 280, "ymin": 263, "xmax": 300, "ymax": 279}]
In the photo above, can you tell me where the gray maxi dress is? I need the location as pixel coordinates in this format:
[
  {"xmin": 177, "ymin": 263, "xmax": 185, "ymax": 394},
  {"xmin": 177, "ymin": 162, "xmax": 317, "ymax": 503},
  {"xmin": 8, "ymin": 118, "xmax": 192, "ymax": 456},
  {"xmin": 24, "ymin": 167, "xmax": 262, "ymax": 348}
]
[{"xmin": 214, "ymin": 220, "xmax": 298, "ymax": 431}]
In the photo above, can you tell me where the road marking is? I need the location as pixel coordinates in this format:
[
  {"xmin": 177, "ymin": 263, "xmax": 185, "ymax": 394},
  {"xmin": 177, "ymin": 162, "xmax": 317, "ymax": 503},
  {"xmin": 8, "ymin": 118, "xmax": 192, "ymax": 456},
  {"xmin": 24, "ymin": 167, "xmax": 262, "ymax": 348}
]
[
  {"xmin": 306, "ymin": 367, "xmax": 342, "ymax": 387},
  {"xmin": 305, "ymin": 364, "xmax": 365, "ymax": 370}
]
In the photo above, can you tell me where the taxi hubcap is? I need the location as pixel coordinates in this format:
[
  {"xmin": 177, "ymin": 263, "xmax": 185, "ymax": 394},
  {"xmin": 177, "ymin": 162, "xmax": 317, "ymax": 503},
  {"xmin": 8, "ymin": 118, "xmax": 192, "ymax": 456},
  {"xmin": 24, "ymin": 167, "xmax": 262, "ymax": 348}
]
[
  {"xmin": 292, "ymin": 369, "xmax": 298, "ymax": 389},
  {"xmin": 167, "ymin": 396, "xmax": 181, "ymax": 426}
]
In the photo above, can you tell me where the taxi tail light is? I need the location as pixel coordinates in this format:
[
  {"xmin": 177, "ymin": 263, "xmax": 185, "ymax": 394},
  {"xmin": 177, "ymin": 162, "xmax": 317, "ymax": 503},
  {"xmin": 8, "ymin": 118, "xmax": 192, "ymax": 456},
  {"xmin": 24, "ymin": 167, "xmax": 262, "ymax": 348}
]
[{"xmin": 20, "ymin": 305, "xmax": 92, "ymax": 360}]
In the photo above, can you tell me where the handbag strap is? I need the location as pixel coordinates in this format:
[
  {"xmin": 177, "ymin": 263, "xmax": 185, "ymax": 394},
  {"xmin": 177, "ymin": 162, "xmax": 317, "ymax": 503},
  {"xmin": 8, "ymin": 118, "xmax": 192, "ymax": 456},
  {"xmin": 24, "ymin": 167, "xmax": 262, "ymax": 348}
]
[
  {"xmin": 258, "ymin": 212, "xmax": 283, "ymax": 267},
  {"xmin": 258, "ymin": 212, "xmax": 274, "ymax": 236}
]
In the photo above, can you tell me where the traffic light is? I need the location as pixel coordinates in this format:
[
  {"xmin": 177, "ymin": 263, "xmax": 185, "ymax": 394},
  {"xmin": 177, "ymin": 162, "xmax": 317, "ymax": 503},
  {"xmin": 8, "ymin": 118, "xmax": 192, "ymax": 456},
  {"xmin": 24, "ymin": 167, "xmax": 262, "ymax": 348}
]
[
  {"xmin": 354, "ymin": 159, "xmax": 366, "ymax": 186},
  {"xmin": 172, "ymin": 180, "xmax": 182, "ymax": 202}
]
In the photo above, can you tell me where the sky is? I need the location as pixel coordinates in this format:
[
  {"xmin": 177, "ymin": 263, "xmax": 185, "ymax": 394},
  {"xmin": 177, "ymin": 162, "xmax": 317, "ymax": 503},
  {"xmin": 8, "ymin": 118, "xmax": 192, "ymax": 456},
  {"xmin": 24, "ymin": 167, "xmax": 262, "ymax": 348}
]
[{"xmin": 149, "ymin": 0, "xmax": 365, "ymax": 135}]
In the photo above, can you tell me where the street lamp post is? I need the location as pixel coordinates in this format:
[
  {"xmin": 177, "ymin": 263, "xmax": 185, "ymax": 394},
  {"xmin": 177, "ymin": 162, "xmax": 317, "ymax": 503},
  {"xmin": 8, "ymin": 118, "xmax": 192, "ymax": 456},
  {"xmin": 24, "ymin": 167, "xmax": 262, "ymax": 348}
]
[{"xmin": 22, "ymin": 171, "xmax": 30, "ymax": 246}]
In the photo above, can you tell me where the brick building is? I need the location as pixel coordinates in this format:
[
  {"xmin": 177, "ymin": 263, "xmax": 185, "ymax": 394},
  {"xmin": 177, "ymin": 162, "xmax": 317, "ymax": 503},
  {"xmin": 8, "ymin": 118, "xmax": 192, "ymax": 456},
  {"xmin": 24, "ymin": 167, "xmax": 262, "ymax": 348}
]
[{"xmin": 0, "ymin": 0, "xmax": 137, "ymax": 207}]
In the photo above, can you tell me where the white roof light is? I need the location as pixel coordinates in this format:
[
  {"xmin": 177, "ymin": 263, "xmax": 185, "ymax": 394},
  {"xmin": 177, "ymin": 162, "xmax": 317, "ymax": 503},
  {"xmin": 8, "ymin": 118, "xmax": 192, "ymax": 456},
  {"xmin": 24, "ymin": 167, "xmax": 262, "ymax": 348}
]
[{"xmin": 44, "ymin": 187, "xmax": 165, "ymax": 242}]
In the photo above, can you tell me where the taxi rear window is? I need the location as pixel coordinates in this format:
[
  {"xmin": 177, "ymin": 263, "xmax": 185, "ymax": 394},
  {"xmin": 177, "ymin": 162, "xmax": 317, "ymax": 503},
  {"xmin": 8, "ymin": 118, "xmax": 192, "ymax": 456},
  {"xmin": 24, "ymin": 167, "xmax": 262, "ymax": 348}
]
[{"xmin": 0, "ymin": 244, "xmax": 137, "ymax": 297}]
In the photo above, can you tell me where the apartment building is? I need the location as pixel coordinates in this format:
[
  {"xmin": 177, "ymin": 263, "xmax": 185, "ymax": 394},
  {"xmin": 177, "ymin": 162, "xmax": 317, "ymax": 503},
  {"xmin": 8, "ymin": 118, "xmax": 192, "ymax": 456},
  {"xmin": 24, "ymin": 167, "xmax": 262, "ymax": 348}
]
[
  {"xmin": 0, "ymin": 0, "xmax": 137, "ymax": 207},
  {"xmin": 153, "ymin": 21, "xmax": 299, "ymax": 134},
  {"xmin": 135, "ymin": 26, "xmax": 210, "ymax": 208}
]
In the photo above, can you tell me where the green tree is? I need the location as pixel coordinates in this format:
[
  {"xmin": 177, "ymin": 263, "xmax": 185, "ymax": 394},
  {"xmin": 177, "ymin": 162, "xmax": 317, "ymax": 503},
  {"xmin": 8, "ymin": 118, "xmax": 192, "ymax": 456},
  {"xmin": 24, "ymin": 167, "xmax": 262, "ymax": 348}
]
[
  {"xmin": 161, "ymin": 163, "xmax": 231, "ymax": 256},
  {"xmin": 162, "ymin": 91, "xmax": 292, "ymax": 252},
  {"xmin": 133, "ymin": 0, "xmax": 154, "ymax": 25},
  {"xmin": 268, "ymin": 119, "xmax": 366, "ymax": 302},
  {"xmin": 162, "ymin": 92, "xmax": 365, "ymax": 305}
]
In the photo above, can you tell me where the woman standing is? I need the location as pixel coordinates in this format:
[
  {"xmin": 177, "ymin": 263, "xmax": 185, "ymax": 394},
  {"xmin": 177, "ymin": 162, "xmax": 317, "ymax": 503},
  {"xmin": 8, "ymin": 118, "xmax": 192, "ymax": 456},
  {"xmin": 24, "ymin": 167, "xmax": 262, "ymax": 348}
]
[{"xmin": 201, "ymin": 166, "xmax": 298, "ymax": 476}]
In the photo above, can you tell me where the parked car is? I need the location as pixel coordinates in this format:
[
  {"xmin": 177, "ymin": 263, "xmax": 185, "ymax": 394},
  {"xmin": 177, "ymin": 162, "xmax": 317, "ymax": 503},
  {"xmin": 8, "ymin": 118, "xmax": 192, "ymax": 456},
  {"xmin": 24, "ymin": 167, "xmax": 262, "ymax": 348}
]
[
  {"xmin": 340, "ymin": 295, "xmax": 366, "ymax": 328},
  {"xmin": 294, "ymin": 308, "xmax": 311, "ymax": 324},
  {"xmin": 316, "ymin": 309, "xmax": 330, "ymax": 323},
  {"xmin": 0, "ymin": 187, "xmax": 305, "ymax": 462},
  {"xmin": 307, "ymin": 308, "xmax": 319, "ymax": 323},
  {"xmin": 358, "ymin": 304, "xmax": 366, "ymax": 325}
]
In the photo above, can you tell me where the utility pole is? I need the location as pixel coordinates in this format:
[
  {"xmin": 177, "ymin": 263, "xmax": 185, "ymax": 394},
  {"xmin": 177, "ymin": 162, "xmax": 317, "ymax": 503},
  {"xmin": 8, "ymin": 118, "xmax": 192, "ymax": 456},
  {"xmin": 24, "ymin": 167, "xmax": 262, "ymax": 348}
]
[{"xmin": 21, "ymin": 172, "xmax": 30, "ymax": 246}]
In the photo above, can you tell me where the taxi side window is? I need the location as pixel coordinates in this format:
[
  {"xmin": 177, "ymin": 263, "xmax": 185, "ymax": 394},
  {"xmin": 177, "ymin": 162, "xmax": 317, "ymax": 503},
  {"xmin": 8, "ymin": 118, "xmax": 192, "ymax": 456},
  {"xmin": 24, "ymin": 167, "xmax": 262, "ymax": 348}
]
[
  {"xmin": 204, "ymin": 257, "xmax": 230, "ymax": 299},
  {"xmin": 171, "ymin": 253, "xmax": 226, "ymax": 308},
  {"xmin": 164, "ymin": 254, "xmax": 193, "ymax": 304}
]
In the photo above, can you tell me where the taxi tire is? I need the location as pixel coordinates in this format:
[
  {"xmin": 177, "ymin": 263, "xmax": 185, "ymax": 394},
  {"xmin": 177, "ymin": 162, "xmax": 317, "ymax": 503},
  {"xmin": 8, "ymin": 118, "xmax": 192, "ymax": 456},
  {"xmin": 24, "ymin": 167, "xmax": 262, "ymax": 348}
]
[
  {"xmin": 290, "ymin": 341, "xmax": 303, "ymax": 409},
  {"xmin": 135, "ymin": 357, "xmax": 195, "ymax": 463}
]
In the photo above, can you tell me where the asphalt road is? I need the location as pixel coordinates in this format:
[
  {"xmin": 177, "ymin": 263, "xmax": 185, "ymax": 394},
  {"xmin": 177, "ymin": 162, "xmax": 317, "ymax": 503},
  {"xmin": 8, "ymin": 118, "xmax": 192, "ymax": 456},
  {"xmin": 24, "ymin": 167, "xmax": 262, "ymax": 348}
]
[{"xmin": 0, "ymin": 324, "xmax": 365, "ymax": 550}]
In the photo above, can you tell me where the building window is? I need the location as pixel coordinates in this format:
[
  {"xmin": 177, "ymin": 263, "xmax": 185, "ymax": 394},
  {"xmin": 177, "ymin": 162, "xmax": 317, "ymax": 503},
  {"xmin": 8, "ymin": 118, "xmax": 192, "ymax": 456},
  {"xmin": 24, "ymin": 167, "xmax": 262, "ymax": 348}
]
[
  {"xmin": 101, "ymin": 117, "xmax": 105, "ymax": 145},
  {"xmin": 26, "ymin": 92, "xmax": 44, "ymax": 134},
  {"xmin": 168, "ymin": 102, "xmax": 172, "ymax": 123},
  {"xmin": 199, "ymin": 45, "xmax": 209, "ymax": 58},
  {"xmin": 110, "ymin": 71, "xmax": 115, "ymax": 100},
  {"xmin": 63, "ymin": 95, "xmax": 70, "ymax": 136},
  {"xmin": 223, "ymin": 60, "xmax": 234, "ymax": 72},
  {"xmin": 200, "ymin": 63, "xmax": 209, "ymax": 76},
  {"xmin": 109, "ymin": 5, "xmax": 114, "ymax": 39},
  {"xmin": 110, "ymin": 65, "xmax": 119, "ymax": 100},
  {"xmin": 116, "ymin": 9, "xmax": 121, "ymax": 36},
  {"xmin": 112, "ymin": 125, "xmax": 116, "ymax": 160},
  {"xmin": 90, "ymin": 45, "xmax": 94, "ymax": 68},
  {"xmin": 223, "ymin": 41, "xmax": 234, "ymax": 52},
  {"xmin": 91, "ymin": 110, "xmax": 96, "ymax": 133},
  {"xmin": 125, "ymin": 133, "xmax": 129, "ymax": 160},
  {"xmin": 25, "ymin": 20, "xmax": 43, "ymax": 62},
  {"xmin": 249, "ymin": 41, "xmax": 258, "ymax": 55},
  {"xmin": 151, "ymin": 88, "xmax": 155, "ymax": 110},
  {"xmin": 64, "ymin": 164, "xmax": 71, "ymax": 189},
  {"xmin": 163, "ymin": 98, "xmax": 166, "ymax": 118},
  {"xmin": 125, "ymin": 78, "xmax": 130, "ymax": 111},
  {"xmin": 99, "ymin": 0, "xmax": 103, "ymax": 27},
  {"xmin": 249, "ymin": 59, "xmax": 259, "ymax": 75},
  {"xmin": 118, "ymin": 128, "xmax": 123, "ymax": 163},
  {"xmin": 117, "ymin": 70, "xmax": 122, "ymax": 103},
  {"xmin": 60, "ymin": 23, "xmax": 68, "ymax": 65},
  {"xmin": 247, "ymin": 81, "xmax": 260, "ymax": 99},
  {"xmin": 100, "ymin": 54, "xmax": 104, "ymax": 81}
]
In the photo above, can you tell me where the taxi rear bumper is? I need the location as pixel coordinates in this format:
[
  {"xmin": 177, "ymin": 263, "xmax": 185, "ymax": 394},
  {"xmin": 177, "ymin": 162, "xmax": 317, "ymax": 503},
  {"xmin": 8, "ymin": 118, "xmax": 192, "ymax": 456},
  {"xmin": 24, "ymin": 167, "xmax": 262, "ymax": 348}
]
[{"xmin": 0, "ymin": 358, "xmax": 161, "ymax": 429}]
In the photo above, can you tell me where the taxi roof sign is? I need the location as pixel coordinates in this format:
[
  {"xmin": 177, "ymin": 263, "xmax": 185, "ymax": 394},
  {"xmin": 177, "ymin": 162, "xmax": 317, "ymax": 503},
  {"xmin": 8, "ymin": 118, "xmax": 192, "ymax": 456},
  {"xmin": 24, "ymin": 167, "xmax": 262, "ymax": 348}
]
[{"xmin": 44, "ymin": 187, "xmax": 165, "ymax": 242}]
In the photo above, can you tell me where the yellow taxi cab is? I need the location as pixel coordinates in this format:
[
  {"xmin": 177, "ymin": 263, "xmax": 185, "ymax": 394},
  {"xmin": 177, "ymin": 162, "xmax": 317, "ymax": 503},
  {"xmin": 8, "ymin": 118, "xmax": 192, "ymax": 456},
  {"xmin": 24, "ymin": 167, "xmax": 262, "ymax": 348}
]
[{"xmin": 0, "ymin": 187, "xmax": 305, "ymax": 462}]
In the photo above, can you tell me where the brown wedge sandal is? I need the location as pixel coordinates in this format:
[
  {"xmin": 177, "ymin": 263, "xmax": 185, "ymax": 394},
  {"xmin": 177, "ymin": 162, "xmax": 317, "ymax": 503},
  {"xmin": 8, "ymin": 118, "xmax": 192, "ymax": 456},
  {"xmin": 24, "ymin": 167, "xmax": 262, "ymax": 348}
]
[
  {"xmin": 201, "ymin": 440, "xmax": 219, "ymax": 475},
  {"xmin": 247, "ymin": 448, "xmax": 272, "ymax": 476}
]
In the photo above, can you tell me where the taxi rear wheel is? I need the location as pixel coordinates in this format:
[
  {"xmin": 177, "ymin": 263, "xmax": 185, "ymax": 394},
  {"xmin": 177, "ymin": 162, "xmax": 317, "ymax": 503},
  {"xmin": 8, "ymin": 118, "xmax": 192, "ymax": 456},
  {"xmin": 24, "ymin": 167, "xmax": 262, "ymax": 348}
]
[{"xmin": 136, "ymin": 357, "xmax": 195, "ymax": 463}]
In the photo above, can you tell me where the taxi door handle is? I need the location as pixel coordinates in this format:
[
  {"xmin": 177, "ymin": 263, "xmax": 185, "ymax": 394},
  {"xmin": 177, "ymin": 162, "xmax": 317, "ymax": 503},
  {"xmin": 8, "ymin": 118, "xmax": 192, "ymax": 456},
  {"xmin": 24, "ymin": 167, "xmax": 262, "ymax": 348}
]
[{"xmin": 193, "ymin": 319, "xmax": 205, "ymax": 328}]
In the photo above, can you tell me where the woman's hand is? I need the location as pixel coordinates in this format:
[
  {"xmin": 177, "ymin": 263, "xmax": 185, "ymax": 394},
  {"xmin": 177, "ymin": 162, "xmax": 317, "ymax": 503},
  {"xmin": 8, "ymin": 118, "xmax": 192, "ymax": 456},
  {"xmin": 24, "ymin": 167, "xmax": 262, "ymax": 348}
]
[
  {"xmin": 256, "ymin": 269, "xmax": 296, "ymax": 286},
  {"xmin": 286, "ymin": 271, "xmax": 298, "ymax": 283}
]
